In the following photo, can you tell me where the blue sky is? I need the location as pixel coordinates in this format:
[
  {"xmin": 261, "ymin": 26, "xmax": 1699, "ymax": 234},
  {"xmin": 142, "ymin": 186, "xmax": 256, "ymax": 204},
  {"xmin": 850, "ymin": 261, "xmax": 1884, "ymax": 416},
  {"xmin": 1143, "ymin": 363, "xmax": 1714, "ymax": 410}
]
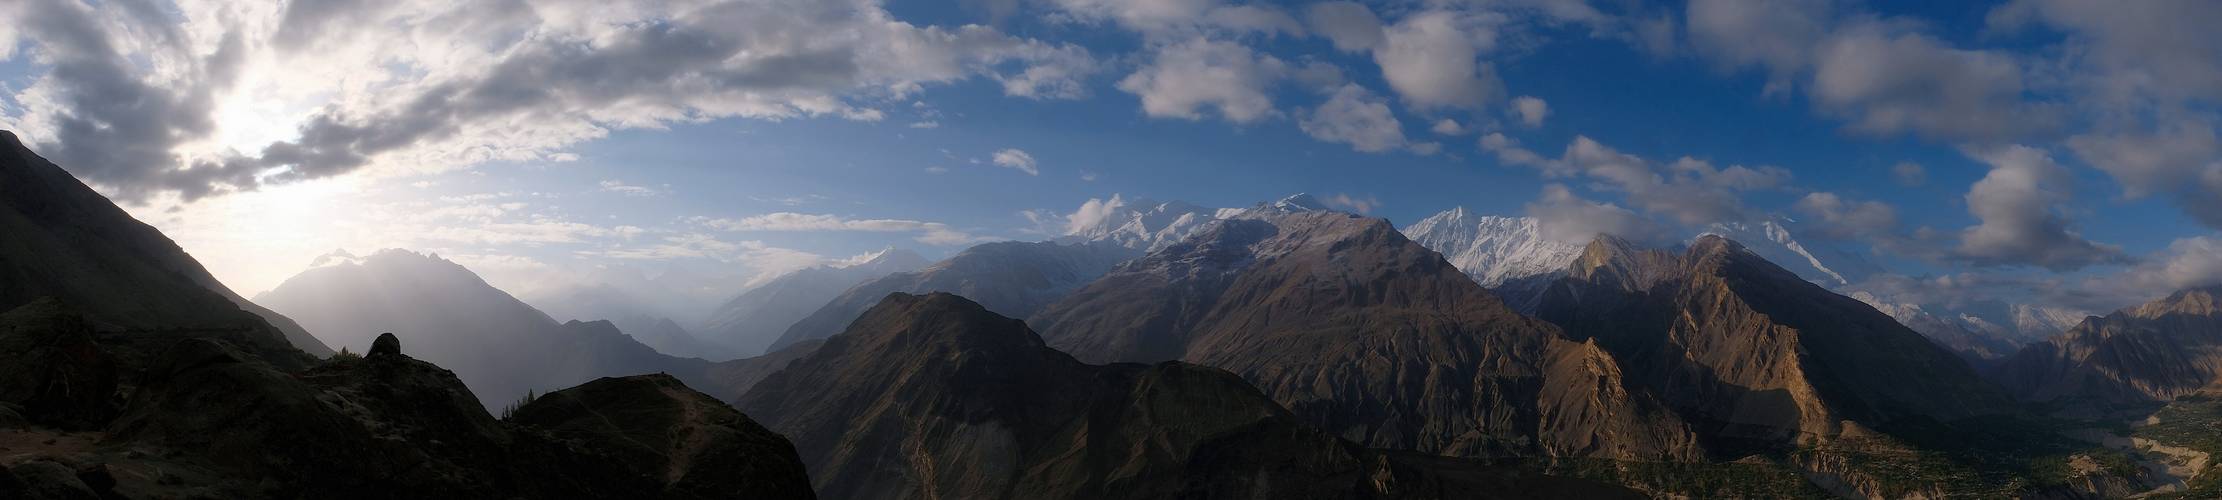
[{"xmin": 2, "ymin": 0, "xmax": 2218, "ymax": 313}]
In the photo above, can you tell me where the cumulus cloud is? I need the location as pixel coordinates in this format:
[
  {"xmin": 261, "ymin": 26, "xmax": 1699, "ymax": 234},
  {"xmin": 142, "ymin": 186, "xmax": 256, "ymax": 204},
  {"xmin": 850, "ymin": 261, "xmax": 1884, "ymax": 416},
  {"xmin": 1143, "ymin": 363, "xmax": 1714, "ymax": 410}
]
[
  {"xmin": 1809, "ymin": 23, "xmax": 2058, "ymax": 142},
  {"xmin": 1891, "ymin": 161, "xmax": 1927, "ymax": 187},
  {"xmin": 1509, "ymin": 96, "xmax": 1550, "ymax": 127},
  {"xmin": 2067, "ymin": 119, "xmax": 2222, "ymax": 229},
  {"xmin": 1525, "ymin": 184, "xmax": 1658, "ymax": 245},
  {"xmin": 597, "ymin": 180, "xmax": 665, "ymax": 197},
  {"xmin": 1794, "ymin": 192, "xmax": 1899, "ymax": 241},
  {"xmin": 1374, "ymin": 11, "xmax": 1502, "ymax": 110},
  {"xmin": 1430, "ymin": 119, "xmax": 1465, "ymax": 136},
  {"xmin": 1306, "ymin": 2, "xmax": 1385, "ymax": 53},
  {"xmin": 991, "ymin": 148, "xmax": 1040, "ymax": 175},
  {"xmin": 692, "ymin": 212, "xmax": 986, "ymax": 245},
  {"xmin": 1486, "ymin": 134, "xmax": 1788, "ymax": 226},
  {"xmin": 1954, "ymin": 145, "xmax": 2125, "ymax": 270},
  {"xmin": 0, "ymin": 0, "xmax": 1097, "ymax": 203},
  {"xmin": 1298, "ymin": 84, "xmax": 1413, "ymax": 153},
  {"xmin": 1322, "ymin": 193, "xmax": 1380, "ymax": 214},
  {"xmin": 1685, "ymin": 0, "xmax": 1831, "ymax": 88},
  {"xmin": 1062, "ymin": 194, "xmax": 1130, "ymax": 235},
  {"xmin": 1116, "ymin": 38, "xmax": 1288, "ymax": 123}
]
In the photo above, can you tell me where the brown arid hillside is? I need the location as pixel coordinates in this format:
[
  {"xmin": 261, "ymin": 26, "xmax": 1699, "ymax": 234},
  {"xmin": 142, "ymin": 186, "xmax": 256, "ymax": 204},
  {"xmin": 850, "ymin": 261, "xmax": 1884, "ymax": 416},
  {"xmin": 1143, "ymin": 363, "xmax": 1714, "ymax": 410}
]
[
  {"xmin": 1997, "ymin": 285, "xmax": 2222, "ymax": 409},
  {"xmin": 737, "ymin": 292, "xmax": 1645, "ymax": 500},
  {"xmin": 1534, "ymin": 235, "xmax": 2014, "ymax": 454},
  {"xmin": 1030, "ymin": 210, "xmax": 1702, "ymax": 461}
]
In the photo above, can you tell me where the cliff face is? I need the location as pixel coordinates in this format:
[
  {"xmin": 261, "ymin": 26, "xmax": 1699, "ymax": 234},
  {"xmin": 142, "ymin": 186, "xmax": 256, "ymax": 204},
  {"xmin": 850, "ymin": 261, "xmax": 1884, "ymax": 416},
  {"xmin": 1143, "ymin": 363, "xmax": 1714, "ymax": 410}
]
[
  {"xmin": 737, "ymin": 292, "xmax": 1643, "ymax": 500},
  {"xmin": 1535, "ymin": 235, "xmax": 2012, "ymax": 455},
  {"xmin": 1996, "ymin": 286, "xmax": 2222, "ymax": 407},
  {"xmin": 1031, "ymin": 212, "xmax": 1701, "ymax": 461}
]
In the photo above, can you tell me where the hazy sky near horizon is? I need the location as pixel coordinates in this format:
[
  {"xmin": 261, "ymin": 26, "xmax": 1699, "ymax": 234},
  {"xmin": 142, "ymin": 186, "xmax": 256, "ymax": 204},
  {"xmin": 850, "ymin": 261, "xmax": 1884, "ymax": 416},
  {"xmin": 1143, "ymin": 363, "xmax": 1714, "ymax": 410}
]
[{"xmin": 2, "ymin": 0, "xmax": 2219, "ymax": 313}]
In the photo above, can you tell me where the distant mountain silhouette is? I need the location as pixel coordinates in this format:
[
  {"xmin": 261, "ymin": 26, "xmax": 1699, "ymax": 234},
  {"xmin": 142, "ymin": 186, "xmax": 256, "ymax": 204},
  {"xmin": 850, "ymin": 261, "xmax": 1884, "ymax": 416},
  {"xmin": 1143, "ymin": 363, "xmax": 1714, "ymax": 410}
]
[
  {"xmin": 766, "ymin": 240, "xmax": 1137, "ymax": 352},
  {"xmin": 256, "ymin": 249, "xmax": 715, "ymax": 409},
  {"xmin": 695, "ymin": 248, "xmax": 927, "ymax": 357}
]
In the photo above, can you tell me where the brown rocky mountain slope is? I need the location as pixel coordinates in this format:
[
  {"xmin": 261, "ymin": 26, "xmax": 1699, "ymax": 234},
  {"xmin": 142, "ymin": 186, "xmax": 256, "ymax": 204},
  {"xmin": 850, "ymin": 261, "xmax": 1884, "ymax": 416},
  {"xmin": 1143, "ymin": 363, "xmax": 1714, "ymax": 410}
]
[
  {"xmin": 1533, "ymin": 235, "xmax": 2013, "ymax": 456},
  {"xmin": 1995, "ymin": 285, "xmax": 2222, "ymax": 407},
  {"xmin": 1029, "ymin": 211, "xmax": 1701, "ymax": 461},
  {"xmin": 737, "ymin": 292, "xmax": 1643, "ymax": 500}
]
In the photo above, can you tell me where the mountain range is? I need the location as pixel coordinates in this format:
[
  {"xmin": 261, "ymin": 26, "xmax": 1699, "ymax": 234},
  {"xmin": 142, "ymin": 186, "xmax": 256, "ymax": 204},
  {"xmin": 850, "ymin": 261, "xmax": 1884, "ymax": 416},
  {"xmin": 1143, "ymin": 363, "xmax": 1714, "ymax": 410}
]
[
  {"xmin": 0, "ymin": 130, "xmax": 814, "ymax": 498},
  {"xmin": 253, "ymin": 249, "xmax": 716, "ymax": 409},
  {"xmin": 763, "ymin": 239, "xmax": 1138, "ymax": 352},
  {"xmin": 12, "ymin": 124, "xmax": 2220, "ymax": 497},
  {"xmin": 736, "ymin": 292, "xmax": 1644, "ymax": 499},
  {"xmin": 693, "ymin": 248, "xmax": 927, "ymax": 358},
  {"xmin": 1032, "ymin": 207, "xmax": 1702, "ymax": 460}
]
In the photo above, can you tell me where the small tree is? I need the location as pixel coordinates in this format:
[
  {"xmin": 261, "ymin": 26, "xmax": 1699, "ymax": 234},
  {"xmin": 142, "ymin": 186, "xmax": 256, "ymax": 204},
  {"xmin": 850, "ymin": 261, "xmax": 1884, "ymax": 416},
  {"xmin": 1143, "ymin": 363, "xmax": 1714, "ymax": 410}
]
[
  {"xmin": 330, "ymin": 346, "xmax": 361, "ymax": 361},
  {"xmin": 498, "ymin": 389, "xmax": 539, "ymax": 420}
]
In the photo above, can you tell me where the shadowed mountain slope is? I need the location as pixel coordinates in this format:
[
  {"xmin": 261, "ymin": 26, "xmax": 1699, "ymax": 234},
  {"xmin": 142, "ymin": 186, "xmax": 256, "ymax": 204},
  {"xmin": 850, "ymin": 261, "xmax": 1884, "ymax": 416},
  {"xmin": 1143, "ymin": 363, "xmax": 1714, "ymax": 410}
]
[
  {"xmin": 0, "ymin": 130, "xmax": 326, "ymax": 362},
  {"xmin": 1533, "ymin": 235, "xmax": 2012, "ymax": 455},
  {"xmin": 1996, "ymin": 285, "xmax": 2222, "ymax": 408},
  {"xmin": 737, "ymin": 292, "xmax": 1642, "ymax": 500}
]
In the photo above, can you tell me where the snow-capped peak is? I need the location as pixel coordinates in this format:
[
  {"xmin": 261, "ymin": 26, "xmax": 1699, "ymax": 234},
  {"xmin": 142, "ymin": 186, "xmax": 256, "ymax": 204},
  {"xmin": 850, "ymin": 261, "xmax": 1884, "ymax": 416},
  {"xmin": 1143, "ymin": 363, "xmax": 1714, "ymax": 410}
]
[
  {"xmin": 1272, "ymin": 193, "xmax": 1328, "ymax": 212},
  {"xmin": 1401, "ymin": 208, "xmax": 1583, "ymax": 288}
]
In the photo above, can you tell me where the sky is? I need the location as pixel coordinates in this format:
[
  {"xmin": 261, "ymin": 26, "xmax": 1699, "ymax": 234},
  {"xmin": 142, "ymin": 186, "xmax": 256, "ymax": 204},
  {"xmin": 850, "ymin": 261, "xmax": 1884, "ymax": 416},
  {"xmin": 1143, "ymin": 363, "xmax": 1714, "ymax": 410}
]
[{"xmin": 1, "ymin": 0, "xmax": 2219, "ymax": 315}]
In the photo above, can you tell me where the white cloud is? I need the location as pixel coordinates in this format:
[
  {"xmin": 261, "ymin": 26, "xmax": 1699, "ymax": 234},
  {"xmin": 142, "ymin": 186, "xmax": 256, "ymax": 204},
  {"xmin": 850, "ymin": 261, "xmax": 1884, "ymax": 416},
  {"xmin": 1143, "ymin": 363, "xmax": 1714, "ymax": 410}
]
[
  {"xmin": 991, "ymin": 148, "xmax": 1040, "ymax": 175},
  {"xmin": 693, "ymin": 212, "xmax": 985, "ymax": 246},
  {"xmin": 597, "ymin": 180, "xmax": 665, "ymax": 197},
  {"xmin": 2066, "ymin": 119, "xmax": 2222, "ymax": 229},
  {"xmin": 1298, "ymin": 84, "xmax": 1412, "ymax": 153},
  {"xmin": 1116, "ymin": 38, "xmax": 1288, "ymax": 123},
  {"xmin": 1809, "ymin": 23, "xmax": 2057, "ymax": 141},
  {"xmin": 1954, "ymin": 145, "xmax": 2125, "ymax": 270},
  {"xmin": 1322, "ymin": 193, "xmax": 1380, "ymax": 214},
  {"xmin": 1509, "ymin": 96, "xmax": 1550, "ymax": 127},
  {"xmin": 1491, "ymin": 134, "xmax": 1786, "ymax": 226},
  {"xmin": 1891, "ymin": 161, "xmax": 1927, "ymax": 187},
  {"xmin": 908, "ymin": 121, "xmax": 941, "ymax": 129},
  {"xmin": 1794, "ymin": 192, "xmax": 1900, "ymax": 240},
  {"xmin": 1431, "ymin": 119, "xmax": 1466, "ymax": 135},
  {"xmin": 2, "ymin": 0, "xmax": 1099, "ymax": 203},
  {"xmin": 1306, "ymin": 2, "xmax": 1385, "ymax": 53},
  {"xmin": 1374, "ymin": 11, "xmax": 1502, "ymax": 110},
  {"xmin": 1525, "ymin": 184, "xmax": 1657, "ymax": 244}
]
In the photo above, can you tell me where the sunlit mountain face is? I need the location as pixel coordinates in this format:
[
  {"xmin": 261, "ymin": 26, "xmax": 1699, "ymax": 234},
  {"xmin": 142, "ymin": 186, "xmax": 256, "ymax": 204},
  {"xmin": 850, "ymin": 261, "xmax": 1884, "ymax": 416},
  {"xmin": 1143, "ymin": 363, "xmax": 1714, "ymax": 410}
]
[{"xmin": 4, "ymin": 0, "xmax": 2222, "ymax": 498}]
